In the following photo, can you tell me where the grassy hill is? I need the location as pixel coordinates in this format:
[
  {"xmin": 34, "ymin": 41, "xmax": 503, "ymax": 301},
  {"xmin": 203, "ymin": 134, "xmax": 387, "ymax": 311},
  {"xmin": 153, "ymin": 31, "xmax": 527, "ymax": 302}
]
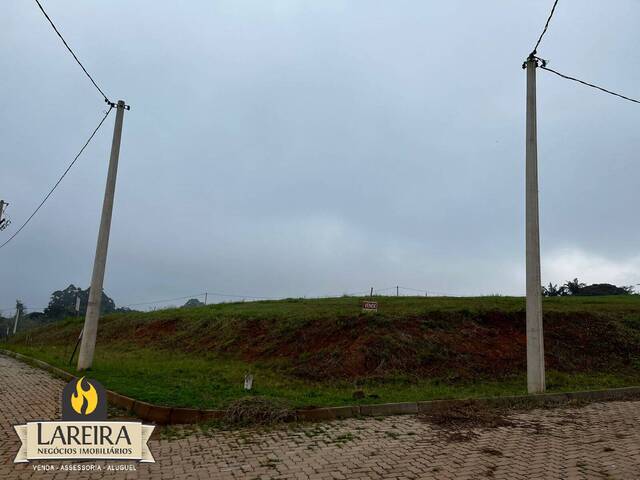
[{"xmin": 3, "ymin": 295, "xmax": 640, "ymax": 409}]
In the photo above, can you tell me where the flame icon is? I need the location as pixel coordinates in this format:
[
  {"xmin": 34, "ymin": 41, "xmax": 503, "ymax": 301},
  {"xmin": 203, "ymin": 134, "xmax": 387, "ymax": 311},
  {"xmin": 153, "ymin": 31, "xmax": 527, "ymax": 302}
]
[{"xmin": 70, "ymin": 377, "xmax": 98, "ymax": 415}]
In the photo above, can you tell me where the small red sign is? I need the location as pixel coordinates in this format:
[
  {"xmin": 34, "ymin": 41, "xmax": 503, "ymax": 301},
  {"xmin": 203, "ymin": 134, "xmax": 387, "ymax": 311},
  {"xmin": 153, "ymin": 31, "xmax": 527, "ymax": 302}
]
[{"xmin": 362, "ymin": 301, "xmax": 378, "ymax": 312}]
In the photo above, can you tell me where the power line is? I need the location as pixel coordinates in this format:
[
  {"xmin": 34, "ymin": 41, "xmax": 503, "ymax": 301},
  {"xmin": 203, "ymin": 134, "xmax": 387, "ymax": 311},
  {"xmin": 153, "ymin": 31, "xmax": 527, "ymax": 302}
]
[
  {"xmin": 527, "ymin": 1, "xmax": 639, "ymax": 105},
  {"xmin": 343, "ymin": 290, "xmax": 370, "ymax": 296},
  {"xmin": 398, "ymin": 286, "xmax": 425, "ymax": 292},
  {"xmin": 2, "ymin": 285, "xmax": 470, "ymax": 314},
  {"xmin": 0, "ymin": 106, "xmax": 114, "ymax": 251},
  {"xmin": 531, "ymin": 0, "xmax": 560, "ymax": 56},
  {"xmin": 540, "ymin": 65, "xmax": 640, "ymax": 105},
  {"xmin": 123, "ymin": 294, "xmax": 207, "ymax": 308},
  {"xmin": 373, "ymin": 286, "xmax": 396, "ymax": 293},
  {"xmin": 206, "ymin": 291, "xmax": 279, "ymax": 300},
  {"xmin": 0, "ymin": 305, "xmax": 47, "ymax": 314},
  {"xmin": 1, "ymin": 287, "xmax": 470, "ymax": 315},
  {"xmin": 33, "ymin": 0, "xmax": 111, "ymax": 104},
  {"xmin": 123, "ymin": 288, "xmax": 379, "ymax": 309},
  {"xmin": 398, "ymin": 286, "xmax": 460, "ymax": 296},
  {"xmin": 398, "ymin": 286, "xmax": 430, "ymax": 294},
  {"xmin": 122, "ymin": 291, "xmax": 279, "ymax": 308}
]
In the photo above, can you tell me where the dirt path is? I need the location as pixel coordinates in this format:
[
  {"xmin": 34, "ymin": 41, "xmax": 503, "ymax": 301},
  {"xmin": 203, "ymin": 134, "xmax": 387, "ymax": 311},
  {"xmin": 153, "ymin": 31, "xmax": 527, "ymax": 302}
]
[{"xmin": 1, "ymin": 354, "xmax": 639, "ymax": 479}]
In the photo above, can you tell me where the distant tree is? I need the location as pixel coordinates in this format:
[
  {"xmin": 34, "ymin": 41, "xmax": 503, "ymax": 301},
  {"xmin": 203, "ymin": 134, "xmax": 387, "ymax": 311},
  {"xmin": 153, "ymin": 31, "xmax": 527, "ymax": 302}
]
[
  {"xmin": 44, "ymin": 284, "xmax": 116, "ymax": 319},
  {"xmin": 182, "ymin": 298, "xmax": 204, "ymax": 308},
  {"xmin": 552, "ymin": 278, "xmax": 634, "ymax": 297},
  {"xmin": 0, "ymin": 316, "xmax": 9, "ymax": 339},
  {"xmin": 564, "ymin": 278, "xmax": 586, "ymax": 296},
  {"xmin": 44, "ymin": 285, "xmax": 81, "ymax": 318},
  {"xmin": 541, "ymin": 283, "xmax": 568, "ymax": 297},
  {"xmin": 574, "ymin": 283, "xmax": 633, "ymax": 296}
]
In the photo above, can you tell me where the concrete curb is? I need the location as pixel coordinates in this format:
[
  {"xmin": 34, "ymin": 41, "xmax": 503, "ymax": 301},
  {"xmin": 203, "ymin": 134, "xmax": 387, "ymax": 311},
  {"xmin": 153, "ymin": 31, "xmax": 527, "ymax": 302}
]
[{"xmin": 3, "ymin": 349, "xmax": 640, "ymax": 426}]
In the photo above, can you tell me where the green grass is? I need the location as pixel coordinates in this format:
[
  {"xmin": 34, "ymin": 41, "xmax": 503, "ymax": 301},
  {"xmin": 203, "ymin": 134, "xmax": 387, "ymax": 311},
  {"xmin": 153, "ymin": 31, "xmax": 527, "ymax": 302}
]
[
  {"xmin": 4, "ymin": 343, "xmax": 640, "ymax": 410},
  {"xmin": 100, "ymin": 293, "xmax": 640, "ymax": 318},
  {"xmin": 3, "ymin": 295, "xmax": 640, "ymax": 409},
  {"xmin": 18, "ymin": 294, "xmax": 640, "ymax": 332}
]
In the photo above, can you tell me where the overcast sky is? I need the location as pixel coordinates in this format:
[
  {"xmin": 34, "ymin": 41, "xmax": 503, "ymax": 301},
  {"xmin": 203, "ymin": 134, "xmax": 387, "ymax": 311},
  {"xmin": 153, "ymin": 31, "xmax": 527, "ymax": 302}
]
[{"xmin": 1, "ymin": 1, "xmax": 639, "ymax": 312}]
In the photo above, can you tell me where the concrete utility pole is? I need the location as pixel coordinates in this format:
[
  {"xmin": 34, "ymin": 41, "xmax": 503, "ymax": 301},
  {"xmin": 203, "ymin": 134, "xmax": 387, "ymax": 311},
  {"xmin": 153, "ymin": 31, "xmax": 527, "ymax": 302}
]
[
  {"xmin": 0, "ymin": 200, "xmax": 8, "ymax": 230},
  {"xmin": 525, "ymin": 57, "xmax": 545, "ymax": 393},
  {"xmin": 12, "ymin": 303, "xmax": 20, "ymax": 335},
  {"xmin": 77, "ymin": 100, "xmax": 127, "ymax": 370}
]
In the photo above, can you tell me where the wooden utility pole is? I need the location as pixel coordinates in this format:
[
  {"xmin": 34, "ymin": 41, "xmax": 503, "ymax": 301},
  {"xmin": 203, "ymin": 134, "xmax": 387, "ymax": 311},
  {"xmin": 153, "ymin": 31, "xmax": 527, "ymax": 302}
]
[
  {"xmin": 78, "ymin": 100, "xmax": 127, "ymax": 370},
  {"xmin": 525, "ymin": 57, "xmax": 545, "ymax": 393}
]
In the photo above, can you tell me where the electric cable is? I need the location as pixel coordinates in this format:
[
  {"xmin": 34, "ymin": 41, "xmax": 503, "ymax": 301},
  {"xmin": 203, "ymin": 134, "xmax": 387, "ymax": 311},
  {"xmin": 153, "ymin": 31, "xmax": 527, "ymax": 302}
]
[
  {"xmin": 34, "ymin": 0, "xmax": 111, "ymax": 104},
  {"xmin": 0, "ymin": 107, "xmax": 113, "ymax": 250}
]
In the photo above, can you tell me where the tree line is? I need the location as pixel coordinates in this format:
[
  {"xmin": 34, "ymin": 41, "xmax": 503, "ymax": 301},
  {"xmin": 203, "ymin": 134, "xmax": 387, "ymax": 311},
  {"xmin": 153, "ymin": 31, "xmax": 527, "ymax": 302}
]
[
  {"xmin": 542, "ymin": 278, "xmax": 635, "ymax": 297},
  {"xmin": 0, "ymin": 285, "xmax": 208, "ymax": 336}
]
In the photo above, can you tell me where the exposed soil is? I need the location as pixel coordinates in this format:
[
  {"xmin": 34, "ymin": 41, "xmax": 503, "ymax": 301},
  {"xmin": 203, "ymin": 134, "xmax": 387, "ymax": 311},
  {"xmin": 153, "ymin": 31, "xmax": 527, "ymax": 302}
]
[{"xmin": 226, "ymin": 310, "xmax": 640, "ymax": 380}]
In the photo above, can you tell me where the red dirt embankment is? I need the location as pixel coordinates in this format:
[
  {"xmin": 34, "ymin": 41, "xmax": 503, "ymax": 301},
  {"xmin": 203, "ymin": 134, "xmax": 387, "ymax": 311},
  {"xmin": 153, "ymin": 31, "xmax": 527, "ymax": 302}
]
[
  {"xmin": 20, "ymin": 307, "xmax": 640, "ymax": 381},
  {"xmin": 252, "ymin": 311, "xmax": 639, "ymax": 380}
]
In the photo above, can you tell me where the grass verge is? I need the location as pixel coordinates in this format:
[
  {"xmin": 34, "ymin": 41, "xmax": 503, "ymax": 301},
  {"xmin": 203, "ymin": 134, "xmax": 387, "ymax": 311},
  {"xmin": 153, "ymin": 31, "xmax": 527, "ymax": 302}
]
[{"xmin": 3, "ymin": 343, "xmax": 640, "ymax": 410}]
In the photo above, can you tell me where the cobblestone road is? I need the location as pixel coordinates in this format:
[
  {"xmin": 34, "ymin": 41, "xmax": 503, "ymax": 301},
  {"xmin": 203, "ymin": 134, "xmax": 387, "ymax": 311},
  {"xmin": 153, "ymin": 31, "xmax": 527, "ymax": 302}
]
[{"xmin": 1, "ymin": 354, "xmax": 639, "ymax": 479}]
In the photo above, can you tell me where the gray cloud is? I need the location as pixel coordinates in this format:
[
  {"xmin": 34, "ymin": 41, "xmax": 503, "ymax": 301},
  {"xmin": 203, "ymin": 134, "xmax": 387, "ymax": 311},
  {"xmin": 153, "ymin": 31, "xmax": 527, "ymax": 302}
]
[{"xmin": 2, "ymin": 0, "xmax": 639, "ymax": 312}]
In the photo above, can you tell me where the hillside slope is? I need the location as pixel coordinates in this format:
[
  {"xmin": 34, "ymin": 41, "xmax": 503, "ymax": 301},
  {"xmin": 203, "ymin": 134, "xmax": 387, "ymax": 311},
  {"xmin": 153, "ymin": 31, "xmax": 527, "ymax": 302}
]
[{"xmin": 9, "ymin": 296, "xmax": 640, "ymax": 381}]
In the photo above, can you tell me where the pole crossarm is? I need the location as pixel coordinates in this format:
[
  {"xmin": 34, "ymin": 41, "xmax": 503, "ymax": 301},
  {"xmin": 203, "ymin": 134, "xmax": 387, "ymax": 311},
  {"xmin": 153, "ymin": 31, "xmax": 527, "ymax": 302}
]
[{"xmin": 107, "ymin": 101, "xmax": 132, "ymax": 110}]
